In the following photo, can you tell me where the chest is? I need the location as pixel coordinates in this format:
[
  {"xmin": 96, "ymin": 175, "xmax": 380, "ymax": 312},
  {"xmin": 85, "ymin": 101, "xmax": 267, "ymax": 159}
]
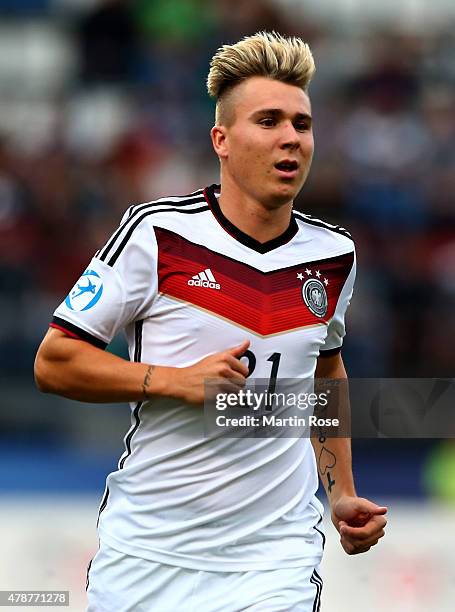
[{"xmin": 154, "ymin": 225, "xmax": 351, "ymax": 337}]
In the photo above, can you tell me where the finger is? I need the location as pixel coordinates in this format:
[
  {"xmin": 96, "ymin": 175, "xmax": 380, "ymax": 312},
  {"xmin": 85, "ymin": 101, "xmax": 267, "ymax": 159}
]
[
  {"xmin": 227, "ymin": 340, "xmax": 250, "ymax": 358},
  {"xmin": 339, "ymin": 516, "xmax": 387, "ymax": 537},
  {"xmin": 339, "ymin": 514, "xmax": 387, "ymax": 530},
  {"xmin": 340, "ymin": 517, "xmax": 387, "ymax": 540},
  {"xmin": 210, "ymin": 373, "xmax": 246, "ymax": 396},
  {"xmin": 341, "ymin": 539, "xmax": 355, "ymax": 555},
  {"xmin": 225, "ymin": 354, "xmax": 249, "ymax": 377},
  {"xmin": 217, "ymin": 370, "xmax": 246, "ymax": 386},
  {"xmin": 345, "ymin": 532, "xmax": 386, "ymax": 554},
  {"xmin": 360, "ymin": 530, "xmax": 386, "ymax": 547},
  {"xmin": 371, "ymin": 506, "xmax": 388, "ymax": 516},
  {"xmin": 216, "ymin": 379, "xmax": 246, "ymax": 395},
  {"xmin": 341, "ymin": 536, "xmax": 374, "ymax": 555},
  {"xmin": 218, "ymin": 364, "xmax": 247, "ymax": 384},
  {"xmin": 342, "ymin": 529, "xmax": 385, "ymax": 549},
  {"xmin": 353, "ymin": 498, "xmax": 388, "ymax": 516}
]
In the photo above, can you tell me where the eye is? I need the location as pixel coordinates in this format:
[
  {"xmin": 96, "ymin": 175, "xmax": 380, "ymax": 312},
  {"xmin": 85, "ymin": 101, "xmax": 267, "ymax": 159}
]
[
  {"xmin": 295, "ymin": 122, "xmax": 311, "ymax": 132},
  {"xmin": 259, "ymin": 117, "xmax": 276, "ymax": 127}
]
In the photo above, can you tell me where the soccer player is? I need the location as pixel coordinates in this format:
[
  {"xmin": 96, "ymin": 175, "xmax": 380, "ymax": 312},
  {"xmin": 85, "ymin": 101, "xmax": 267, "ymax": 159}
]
[{"xmin": 35, "ymin": 32, "xmax": 387, "ymax": 612}]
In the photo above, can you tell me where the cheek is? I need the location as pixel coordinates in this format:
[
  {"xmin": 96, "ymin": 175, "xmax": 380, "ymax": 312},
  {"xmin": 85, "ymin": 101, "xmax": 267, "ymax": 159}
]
[
  {"xmin": 303, "ymin": 135, "xmax": 315, "ymax": 157},
  {"xmin": 230, "ymin": 137, "xmax": 252, "ymax": 161},
  {"xmin": 232, "ymin": 140, "xmax": 267, "ymax": 169},
  {"xmin": 227, "ymin": 130, "xmax": 271, "ymax": 174}
]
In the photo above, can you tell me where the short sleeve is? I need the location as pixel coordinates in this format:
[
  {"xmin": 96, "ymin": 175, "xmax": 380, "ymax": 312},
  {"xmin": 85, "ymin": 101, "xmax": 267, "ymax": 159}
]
[
  {"xmin": 319, "ymin": 250, "xmax": 356, "ymax": 356},
  {"xmin": 51, "ymin": 215, "xmax": 158, "ymax": 348}
]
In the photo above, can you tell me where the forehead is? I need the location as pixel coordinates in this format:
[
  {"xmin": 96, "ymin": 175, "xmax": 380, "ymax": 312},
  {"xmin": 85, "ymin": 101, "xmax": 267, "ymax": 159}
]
[{"xmin": 232, "ymin": 76, "xmax": 311, "ymax": 117}]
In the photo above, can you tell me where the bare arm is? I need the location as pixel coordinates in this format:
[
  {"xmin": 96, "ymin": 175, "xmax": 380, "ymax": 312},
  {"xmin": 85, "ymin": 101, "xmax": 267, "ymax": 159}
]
[
  {"xmin": 34, "ymin": 328, "xmax": 249, "ymax": 404},
  {"xmin": 312, "ymin": 352, "xmax": 356, "ymax": 503},
  {"xmin": 311, "ymin": 352, "xmax": 387, "ymax": 554}
]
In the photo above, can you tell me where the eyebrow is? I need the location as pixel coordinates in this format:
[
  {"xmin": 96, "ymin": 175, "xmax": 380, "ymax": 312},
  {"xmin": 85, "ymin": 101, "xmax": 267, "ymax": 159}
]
[{"xmin": 251, "ymin": 108, "xmax": 312, "ymax": 122}]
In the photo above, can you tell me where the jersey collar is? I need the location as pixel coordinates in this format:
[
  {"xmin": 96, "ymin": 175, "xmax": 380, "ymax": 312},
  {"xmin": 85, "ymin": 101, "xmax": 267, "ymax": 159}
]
[{"xmin": 203, "ymin": 184, "xmax": 299, "ymax": 254}]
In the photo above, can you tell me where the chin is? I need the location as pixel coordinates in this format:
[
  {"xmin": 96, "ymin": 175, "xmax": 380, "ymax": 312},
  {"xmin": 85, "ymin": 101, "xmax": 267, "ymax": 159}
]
[
  {"xmin": 250, "ymin": 180, "xmax": 301, "ymax": 209},
  {"xmin": 271, "ymin": 182, "xmax": 300, "ymax": 203}
]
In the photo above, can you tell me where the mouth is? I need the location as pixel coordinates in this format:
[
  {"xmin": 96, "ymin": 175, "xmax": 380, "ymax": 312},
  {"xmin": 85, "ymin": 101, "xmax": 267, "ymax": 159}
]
[{"xmin": 274, "ymin": 159, "xmax": 299, "ymax": 179}]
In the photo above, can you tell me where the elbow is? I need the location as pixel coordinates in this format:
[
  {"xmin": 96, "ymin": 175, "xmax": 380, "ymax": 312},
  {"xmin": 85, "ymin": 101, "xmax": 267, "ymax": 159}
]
[
  {"xmin": 34, "ymin": 349, "xmax": 57, "ymax": 394},
  {"xmin": 34, "ymin": 329, "xmax": 75, "ymax": 396},
  {"xmin": 34, "ymin": 355, "xmax": 51, "ymax": 394}
]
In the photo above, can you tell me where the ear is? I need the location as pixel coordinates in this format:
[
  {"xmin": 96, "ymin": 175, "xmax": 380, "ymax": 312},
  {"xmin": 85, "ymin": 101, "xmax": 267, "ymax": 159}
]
[{"xmin": 210, "ymin": 125, "xmax": 228, "ymax": 160}]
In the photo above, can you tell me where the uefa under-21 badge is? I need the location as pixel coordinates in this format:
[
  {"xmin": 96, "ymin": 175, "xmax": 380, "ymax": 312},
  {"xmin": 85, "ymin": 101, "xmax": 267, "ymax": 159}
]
[
  {"xmin": 296, "ymin": 268, "xmax": 328, "ymax": 318},
  {"xmin": 65, "ymin": 269, "xmax": 103, "ymax": 311}
]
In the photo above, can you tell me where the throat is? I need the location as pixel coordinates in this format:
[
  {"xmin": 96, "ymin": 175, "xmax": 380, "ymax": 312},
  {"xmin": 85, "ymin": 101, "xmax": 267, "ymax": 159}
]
[{"xmin": 218, "ymin": 192, "xmax": 293, "ymax": 244}]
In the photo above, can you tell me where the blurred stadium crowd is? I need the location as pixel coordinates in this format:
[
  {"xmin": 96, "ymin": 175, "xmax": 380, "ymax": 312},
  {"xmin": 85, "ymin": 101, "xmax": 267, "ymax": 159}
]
[{"xmin": 0, "ymin": 0, "xmax": 454, "ymax": 381}]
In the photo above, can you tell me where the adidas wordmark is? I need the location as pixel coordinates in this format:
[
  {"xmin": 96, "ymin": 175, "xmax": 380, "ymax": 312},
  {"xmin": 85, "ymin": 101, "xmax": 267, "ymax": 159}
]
[{"xmin": 188, "ymin": 268, "xmax": 220, "ymax": 290}]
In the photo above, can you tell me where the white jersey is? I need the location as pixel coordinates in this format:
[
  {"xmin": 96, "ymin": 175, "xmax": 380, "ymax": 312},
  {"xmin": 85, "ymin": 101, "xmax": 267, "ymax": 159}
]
[{"xmin": 52, "ymin": 184, "xmax": 356, "ymax": 571}]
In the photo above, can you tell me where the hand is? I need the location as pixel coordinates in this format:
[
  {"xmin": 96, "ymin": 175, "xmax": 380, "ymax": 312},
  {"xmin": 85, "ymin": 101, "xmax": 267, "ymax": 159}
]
[
  {"xmin": 331, "ymin": 495, "xmax": 387, "ymax": 555},
  {"xmin": 169, "ymin": 340, "xmax": 250, "ymax": 404}
]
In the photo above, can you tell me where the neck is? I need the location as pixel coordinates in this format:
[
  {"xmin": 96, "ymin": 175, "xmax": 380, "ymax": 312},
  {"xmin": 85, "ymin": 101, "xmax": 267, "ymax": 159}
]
[{"xmin": 217, "ymin": 173, "xmax": 293, "ymax": 244}]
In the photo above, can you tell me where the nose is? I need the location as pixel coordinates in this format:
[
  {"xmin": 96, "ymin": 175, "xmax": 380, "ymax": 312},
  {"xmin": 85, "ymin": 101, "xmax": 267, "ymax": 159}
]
[{"xmin": 279, "ymin": 121, "xmax": 300, "ymax": 149}]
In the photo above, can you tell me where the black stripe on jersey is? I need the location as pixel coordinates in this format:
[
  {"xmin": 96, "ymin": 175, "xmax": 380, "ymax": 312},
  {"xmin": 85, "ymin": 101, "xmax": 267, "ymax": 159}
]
[
  {"xmin": 51, "ymin": 316, "xmax": 108, "ymax": 349},
  {"xmin": 319, "ymin": 346, "xmax": 342, "ymax": 358},
  {"xmin": 97, "ymin": 191, "xmax": 205, "ymax": 263},
  {"xmin": 315, "ymin": 570, "xmax": 323, "ymax": 611},
  {"xmin": 293, "ymin": 210, "xmax": 352, "ymax": 240},
  {"xmin": 119, "ymin": 403, "xmax": 142, "ymax": 469},
  {"xmin": 310, "ymin": 569, "xmax": 323, "ymax": 612},
  {"xmin": 85, "ymin": 558, "xmax": 93, "ymax": 592},
  {"xmin": 96, "ymin": 487, "xmax": 110, "ymax": 527},
  {"xmin": 310, "ymin": 572, "xmax": 321, "ymax": 612},
  {"xmin": 106, "ymin": 204, "xmax": 209, "ymax": 267},
  {"xmin": 119, "ymin": 320, "xmax": 144, "ymax": 470},
  {"xmin": 314, "ymin": 518, "xmax": 326, "ymax": 550},
  {"xmin": 309, "ymin": 500, "xmax": 326, "ymax": 550},
  {"xmin": 95, "ymin": 320, "xmax": 141, "ymax": 521},
  {"xmin": 134, "ymin": 318, "xmax": 143, "ymax": 362},
  {"xmin": 127, "ymin": 191, "xmax": 205, "ymax": 222}
]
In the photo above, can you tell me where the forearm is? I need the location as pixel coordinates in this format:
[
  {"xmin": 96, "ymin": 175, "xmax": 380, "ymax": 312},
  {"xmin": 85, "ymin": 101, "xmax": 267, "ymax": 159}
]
[
  {"xmin": 34, "ymin": 329, "xmax": 173, "ymax": 403},
  {"xmin": 310, "ymin": 435, "xmax": 356, "ymax": 506},
  {"xmin": 35, "ymin": 329, "xmax": 250, "ymax": 405},
  {"xmin": 313, "ymin": 351, "xmax": 355, "ymax": 506}
]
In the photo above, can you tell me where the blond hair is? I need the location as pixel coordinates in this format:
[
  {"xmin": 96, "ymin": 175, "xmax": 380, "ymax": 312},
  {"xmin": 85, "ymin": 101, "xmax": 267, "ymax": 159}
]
[{"xmin": 207, "ymin": 31, "xmax": 316, "ymax": 125}]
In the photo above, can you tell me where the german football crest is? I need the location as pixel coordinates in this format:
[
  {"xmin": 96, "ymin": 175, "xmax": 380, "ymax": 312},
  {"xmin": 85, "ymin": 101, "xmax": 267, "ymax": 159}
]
[
  {"xmin": 297, "ymin": 268, "xmax": 329, "ymax": 318},
  {"xmin": 302, "ymin": 278, "xmax": 327, "ymax": 318}
]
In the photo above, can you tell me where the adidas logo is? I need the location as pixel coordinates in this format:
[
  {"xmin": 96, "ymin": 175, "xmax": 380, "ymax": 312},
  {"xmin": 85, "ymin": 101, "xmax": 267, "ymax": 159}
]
[{"xmin": 188, "ymin": 268, "xmax": 221, "ymax": 290}]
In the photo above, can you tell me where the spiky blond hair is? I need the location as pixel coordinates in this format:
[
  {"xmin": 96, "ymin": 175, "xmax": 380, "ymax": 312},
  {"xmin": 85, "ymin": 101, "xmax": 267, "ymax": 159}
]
[{"xmin": 207, "ymin": 31, "xmax": 316, "ymax": 125}]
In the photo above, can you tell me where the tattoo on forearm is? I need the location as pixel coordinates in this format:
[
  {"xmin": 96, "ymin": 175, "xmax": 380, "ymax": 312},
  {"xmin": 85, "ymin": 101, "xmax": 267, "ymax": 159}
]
[
  {"xmin": 142, "ymin": 365, "xmax": 155, "ymax": 399},
  {"xmin": 326, "ymin": 471, "xmax": 336, "ymax": 493},
  {"xmin": 312, "ymin": 379, "xmax": 346, "ymax": 495},
  {"xmin": 318, "ymin": 446, "xmax": 336, "ymax": 474},
  {"xmin": 317, "ymin": 431, "xmax": 337, "ymax": 494}
]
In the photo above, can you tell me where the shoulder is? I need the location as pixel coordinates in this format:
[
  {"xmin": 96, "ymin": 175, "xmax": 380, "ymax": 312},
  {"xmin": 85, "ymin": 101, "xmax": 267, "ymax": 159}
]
[
  {"xmin": 293, "ymin": 210, "xmax": 354, "ymax": 250},
  {"xmin": 122, "ymin": 189, "xmax": 208, "ymax": 225},
  {"xmin": 96, "ymin": 189, "xmax": 209, "ymax": 266}
]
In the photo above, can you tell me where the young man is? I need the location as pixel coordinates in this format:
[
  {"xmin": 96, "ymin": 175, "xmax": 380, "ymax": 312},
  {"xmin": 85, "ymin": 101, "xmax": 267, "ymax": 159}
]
[{"xmin": 35, "ymin": 32, "xmax": 387, "ymax": 611}]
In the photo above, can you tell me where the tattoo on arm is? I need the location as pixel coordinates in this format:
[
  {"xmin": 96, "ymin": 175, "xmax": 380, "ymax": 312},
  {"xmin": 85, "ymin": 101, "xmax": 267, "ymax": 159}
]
[
  {"xmin": 142, "ymin": 365, "xmax": 155, "ymax": 400},
  {"xmin": 312, "ymin": 390, "xmax": 338, "ymax": 495},
  {"xmin": 326, "ymin": 471, "xmax": 336, "ymax": 493},
  {"xmin": 317, "ymin": 433, "xmax": 337, "ymax": 494}
]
